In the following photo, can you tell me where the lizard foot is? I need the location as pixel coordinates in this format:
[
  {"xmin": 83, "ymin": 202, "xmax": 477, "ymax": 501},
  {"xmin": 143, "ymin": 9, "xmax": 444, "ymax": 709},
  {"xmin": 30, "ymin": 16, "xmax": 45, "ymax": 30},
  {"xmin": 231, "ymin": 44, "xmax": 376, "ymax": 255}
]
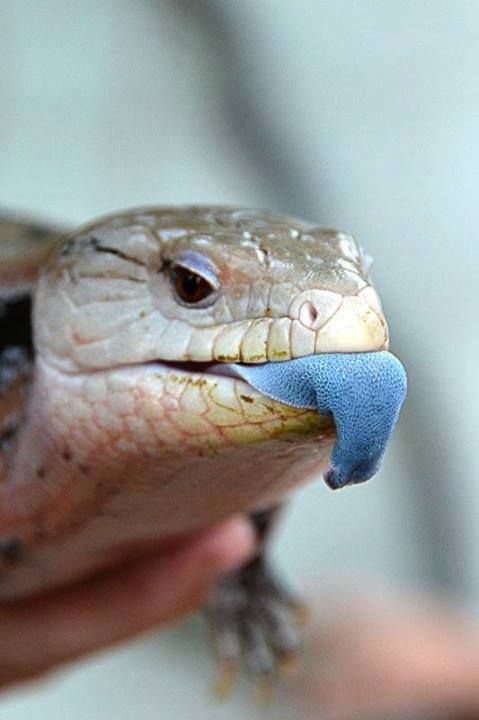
[{"xmin": 206, "ymin": 556, "xmax": 308, "ymax": 700}]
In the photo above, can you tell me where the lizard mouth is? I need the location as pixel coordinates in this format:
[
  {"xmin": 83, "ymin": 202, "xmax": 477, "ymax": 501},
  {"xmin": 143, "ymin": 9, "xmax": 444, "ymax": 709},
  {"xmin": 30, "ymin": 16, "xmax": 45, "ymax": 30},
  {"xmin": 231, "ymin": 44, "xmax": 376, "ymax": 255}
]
[
  {"xmin": 157, "ymin": 360, "xmax": 245, "ymax": 379},
  {"xmin": 158, "ymin": 354, "xmax": 407, "ymax": 491}
]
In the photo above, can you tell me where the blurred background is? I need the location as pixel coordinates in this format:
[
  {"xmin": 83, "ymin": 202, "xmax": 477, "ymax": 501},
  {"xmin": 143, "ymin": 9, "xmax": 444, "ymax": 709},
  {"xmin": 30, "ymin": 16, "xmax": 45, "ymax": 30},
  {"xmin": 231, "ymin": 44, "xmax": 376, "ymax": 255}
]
[{"xmin": 1, "ymin": 1, "xmax": 478, "ymax": 718}]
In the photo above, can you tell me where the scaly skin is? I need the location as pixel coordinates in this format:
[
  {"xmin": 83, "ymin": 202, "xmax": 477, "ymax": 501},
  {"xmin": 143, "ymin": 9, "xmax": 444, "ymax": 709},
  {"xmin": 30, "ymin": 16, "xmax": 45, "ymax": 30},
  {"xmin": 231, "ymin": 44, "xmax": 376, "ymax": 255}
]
[{"xmin": 0, "ymin": 206, "xmax": 387, "ymax": 601}]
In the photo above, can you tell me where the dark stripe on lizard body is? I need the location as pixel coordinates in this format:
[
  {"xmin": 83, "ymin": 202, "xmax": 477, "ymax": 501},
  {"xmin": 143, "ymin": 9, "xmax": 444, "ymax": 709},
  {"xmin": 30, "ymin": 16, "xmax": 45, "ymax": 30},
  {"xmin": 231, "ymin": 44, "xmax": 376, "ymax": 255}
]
[
  {"xmin": 0, "ymin": 346, "xmax": 32, "ymax": 565},
  {"xmin": 0, "ymin": 348, "xmax": 32, "ymax": 470},
  {"xmin": 0, "ymin": 216, "xmax": 43, "ymax": 474},
  {"xmin": 0, "ymin": 295, "xmax": 33, "ymax": 357}
]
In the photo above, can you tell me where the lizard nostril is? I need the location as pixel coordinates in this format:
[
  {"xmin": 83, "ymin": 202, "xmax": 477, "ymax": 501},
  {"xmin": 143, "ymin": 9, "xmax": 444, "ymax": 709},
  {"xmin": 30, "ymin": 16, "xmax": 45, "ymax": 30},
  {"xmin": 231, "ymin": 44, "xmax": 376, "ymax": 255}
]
[
  {"xmin": 288, "ymin": 289, "xmax": 343, "ymax": 335},
  {"xmin": 298, "ymin": 300, "xmax": 320, "ymax": 329}
]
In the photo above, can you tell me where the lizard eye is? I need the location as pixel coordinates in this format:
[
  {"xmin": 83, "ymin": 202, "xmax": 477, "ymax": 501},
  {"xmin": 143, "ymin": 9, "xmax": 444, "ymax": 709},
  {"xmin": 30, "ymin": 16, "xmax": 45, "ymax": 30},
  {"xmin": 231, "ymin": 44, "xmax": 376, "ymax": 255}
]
[
  {"xmin": 168, "ymin": 251, "xmax": 220, "ymax": 307},
  {"xmin": 172, "ymin": 266, "xmax": 214, "ymax": 304}
]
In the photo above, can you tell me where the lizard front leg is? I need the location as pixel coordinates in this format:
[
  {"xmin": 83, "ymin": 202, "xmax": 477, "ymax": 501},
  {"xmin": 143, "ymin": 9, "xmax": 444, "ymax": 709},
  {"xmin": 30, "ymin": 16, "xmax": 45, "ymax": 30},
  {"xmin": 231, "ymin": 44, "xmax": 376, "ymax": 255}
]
[{"xmin": 207, "ymin": 505, "xmax": 307, "ymax": 697}]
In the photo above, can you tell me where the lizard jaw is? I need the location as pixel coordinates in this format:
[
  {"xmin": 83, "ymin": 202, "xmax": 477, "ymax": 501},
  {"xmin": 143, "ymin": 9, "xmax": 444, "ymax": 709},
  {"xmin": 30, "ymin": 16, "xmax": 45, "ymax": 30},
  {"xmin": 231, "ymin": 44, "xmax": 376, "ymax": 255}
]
[{"xmin": 150, "ymin": 352, "xmax": 407, "ymax": 492}]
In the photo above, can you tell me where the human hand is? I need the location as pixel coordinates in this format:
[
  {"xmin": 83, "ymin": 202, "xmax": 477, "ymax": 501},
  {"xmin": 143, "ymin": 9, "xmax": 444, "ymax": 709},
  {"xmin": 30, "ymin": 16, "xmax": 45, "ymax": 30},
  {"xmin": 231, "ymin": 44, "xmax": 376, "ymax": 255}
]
[{"xmin": 0, "ymin": 516, "xmax": 254, "ymax": 692}]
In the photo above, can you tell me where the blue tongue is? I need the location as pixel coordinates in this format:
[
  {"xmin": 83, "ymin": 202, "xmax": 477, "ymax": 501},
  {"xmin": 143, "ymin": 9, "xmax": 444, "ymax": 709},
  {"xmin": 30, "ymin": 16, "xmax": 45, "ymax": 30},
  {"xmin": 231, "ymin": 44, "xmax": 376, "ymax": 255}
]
[{"xmin": 230, "ymin": 351, "xmax": 407, "ymax": 490}]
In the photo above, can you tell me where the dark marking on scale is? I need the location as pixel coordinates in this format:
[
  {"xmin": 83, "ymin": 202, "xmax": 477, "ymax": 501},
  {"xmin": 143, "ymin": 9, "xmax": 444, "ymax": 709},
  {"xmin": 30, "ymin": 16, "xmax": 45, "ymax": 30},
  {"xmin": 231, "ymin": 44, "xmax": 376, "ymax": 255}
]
[
  {"xmin": 0, "ymin": 537, "xmax": 24, "ymax": 566},
  {"xmin": 62, "ymin": 448, "xmax": 73, "ymax": 462},
  {"xmin": 0, "ymin": 421, "xmax": 18, "ymax": 451}
]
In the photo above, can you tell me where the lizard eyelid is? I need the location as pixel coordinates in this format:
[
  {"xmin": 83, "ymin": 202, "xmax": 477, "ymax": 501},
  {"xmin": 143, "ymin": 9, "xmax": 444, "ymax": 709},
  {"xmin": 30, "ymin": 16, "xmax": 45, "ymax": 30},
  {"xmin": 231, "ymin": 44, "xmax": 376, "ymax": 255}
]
[{"xmin": 171, "ymin": 250, "xmax": 220, "ymax": 289}]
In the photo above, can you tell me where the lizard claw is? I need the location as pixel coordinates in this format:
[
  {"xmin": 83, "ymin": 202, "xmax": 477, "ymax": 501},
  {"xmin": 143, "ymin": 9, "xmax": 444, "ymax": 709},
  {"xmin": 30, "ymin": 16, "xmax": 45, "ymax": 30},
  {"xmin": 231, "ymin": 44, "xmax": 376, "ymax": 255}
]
[
  {"xmin": 212, "ymin": 659, "xmax": 239, "ymax": 700},
  {"xmin": 206, "ymin": 558, "xmax": 306, "ymax": 699}
]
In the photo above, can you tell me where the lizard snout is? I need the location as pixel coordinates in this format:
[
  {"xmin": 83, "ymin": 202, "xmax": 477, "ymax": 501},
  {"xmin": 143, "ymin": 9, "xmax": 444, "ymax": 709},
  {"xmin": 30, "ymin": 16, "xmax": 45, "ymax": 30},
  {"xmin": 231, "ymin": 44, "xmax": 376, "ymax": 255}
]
[{"xmin": 288, "ymin": 287, "xmax": 389, "ymax": 354}]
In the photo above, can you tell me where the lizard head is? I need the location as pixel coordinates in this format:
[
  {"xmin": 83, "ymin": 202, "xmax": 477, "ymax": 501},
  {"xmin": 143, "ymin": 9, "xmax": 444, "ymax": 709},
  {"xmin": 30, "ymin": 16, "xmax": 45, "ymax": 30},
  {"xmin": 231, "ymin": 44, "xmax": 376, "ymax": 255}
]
[
  {"xmin": 34, "ymin": 206, "xmax": 388, "ymax": 372},
  {"xmin": 27, "ymin": 207, "xmax": 402, "ymax": 507}
]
